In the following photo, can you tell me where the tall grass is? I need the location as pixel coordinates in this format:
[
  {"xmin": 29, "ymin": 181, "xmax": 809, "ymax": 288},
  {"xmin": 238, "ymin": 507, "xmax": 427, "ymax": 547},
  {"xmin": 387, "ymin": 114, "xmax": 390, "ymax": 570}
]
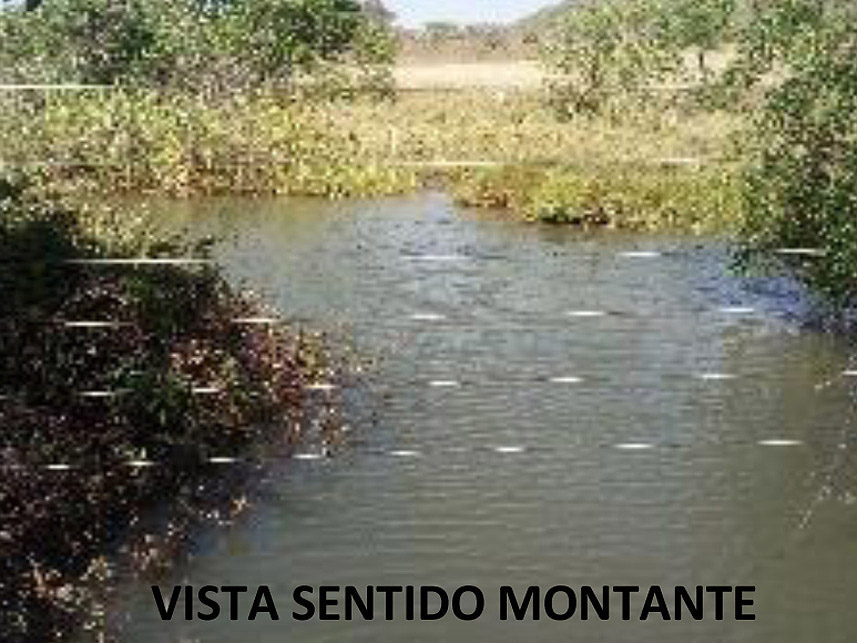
[
  {"xmin": 0, "ymin": 88, "xmax": 743, "ymax": 230},
  {"xmin": 450, "ymin": 161, "xmax": 741, "ymax": 232},
  {"xmin": 0, "ymin": 90, "xmax": 417, "ymax": 197}
]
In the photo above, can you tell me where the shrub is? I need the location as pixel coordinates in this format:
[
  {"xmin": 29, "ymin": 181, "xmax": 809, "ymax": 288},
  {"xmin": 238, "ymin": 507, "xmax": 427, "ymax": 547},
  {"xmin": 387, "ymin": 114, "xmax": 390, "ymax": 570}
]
[
  {"xmin": 541, "ymin": 0, "xmax": 685, "ymax": 116},
  {"xmin": 733, "ymin": 0, "xmax": 857, "ymax": 307},
  {"xmin": 0, "ymin": 0, "xmax": 395, "ymax": 94},
  {"xmin": 0, "ymin": 177, "xmax": 344, "ymax": 641},
  {"xmin": 451, "ymin": 163, "xmax": 740, "ymax": 232}
]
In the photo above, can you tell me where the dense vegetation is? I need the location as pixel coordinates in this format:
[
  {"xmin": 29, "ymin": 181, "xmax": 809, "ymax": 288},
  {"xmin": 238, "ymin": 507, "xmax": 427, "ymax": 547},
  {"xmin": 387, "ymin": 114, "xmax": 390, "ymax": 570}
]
[
  {"xmin": 731, "ymin": 1, "xmax": 857, "ymax": 308},
  {"xmin": 0, "ymin": 176, "xmax": 346, "ymax": 642},
  {"xmin": 1, "ymin": 7, "xmax": 371, "ymax": 638},
  {"xmin": 0, "ymin": 0, "xmax": 395, "ymax": 92},
  {"xmin": 1, "ymin": 0, "xmax": 856, "ymax": 638},
  {"xmin": 539, "ymin": 0, "xmax": 857, "ymax": 308},
  {"xmin": 542, "ymin": 0, "xmax": 735, "ymax": 114},
  {"xmin": 1, "ymin": 0, "xmax": 856, "ymax": 303}
]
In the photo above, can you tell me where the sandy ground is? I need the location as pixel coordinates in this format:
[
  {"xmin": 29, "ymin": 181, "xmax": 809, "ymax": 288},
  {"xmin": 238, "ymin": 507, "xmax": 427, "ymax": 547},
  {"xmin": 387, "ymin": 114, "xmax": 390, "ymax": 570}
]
[{"xmin": 393, "ymin": 61, "xmax": 545, "ymax": 90}]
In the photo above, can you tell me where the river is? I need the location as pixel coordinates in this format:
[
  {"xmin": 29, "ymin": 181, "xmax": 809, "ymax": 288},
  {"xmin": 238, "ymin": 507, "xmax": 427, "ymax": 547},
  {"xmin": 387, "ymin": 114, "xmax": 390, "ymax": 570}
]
[{"xmin": 109, "ymin": 193, "xmax": 856, "ymax": 642}]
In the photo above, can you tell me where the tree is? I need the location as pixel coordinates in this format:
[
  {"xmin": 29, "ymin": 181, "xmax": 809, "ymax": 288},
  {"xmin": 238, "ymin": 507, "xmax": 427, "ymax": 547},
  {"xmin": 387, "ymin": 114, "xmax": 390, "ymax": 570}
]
[
  {"xmin": 0, "ymin": 0, "xmax": 161, "ymax": 84},
  {"xmin": 732, "ymin": 0, "xmax": 857, "ymax": 307},
  {"xmin": 659, "ymin": 0, "xmax": 735, "ymax": 79},
  {"xmin": 423, "ymin": 21, "xmax": 460, "ymax": 45},
  {"xmin": 0, "ymin": 0, "xmax": 391, "ymax": 89},
  {"xmin": 235, "ymin": 0, "xmax": 365, "ymax": 78},
  {"xmin": 542, "ymin": 0, "xmax": 681, "ymax": 114},
  {"xmin": 465, "ymin": 23, "xmax": 507, "ymax": 52},
  {"xmin": 539, "ymin": 0, "xmax": 857, "ymax": 307},
  {"xmin": 360, "ymin": 0, "xmax": 394, "ymax": 25}
]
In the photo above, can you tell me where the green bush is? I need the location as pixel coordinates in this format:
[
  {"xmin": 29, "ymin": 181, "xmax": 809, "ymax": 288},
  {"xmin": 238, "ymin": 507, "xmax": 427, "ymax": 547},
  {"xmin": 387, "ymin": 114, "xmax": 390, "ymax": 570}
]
[
  {"xmin": 540, "ymin": 0, "xmax": 732, "ymax": 116},
  {"xmin": 0, "ymin": 178, "xmax": 342, "ymax": 641},
  {"xmin": 0, "ymin": 0, "xmax": 394, "ymax": 93},
  {"xmin": 542, "ymin": 0, "xmax": 857, "ymax": 308},
  {"xmin": 733, "ymin": 0, "xmax": 857, "ymax": 307},
  {"xmin": 526, "ymin": 165, "xmax": 738, "ymax": 230},
  {"xmin": 451, "ymin": 163, "xmax": 740, "ymax": 232}
]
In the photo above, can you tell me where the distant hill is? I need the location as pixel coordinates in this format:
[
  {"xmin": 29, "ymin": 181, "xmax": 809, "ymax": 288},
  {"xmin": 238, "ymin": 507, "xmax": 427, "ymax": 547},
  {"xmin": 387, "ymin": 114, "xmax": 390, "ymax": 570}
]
[
  {"xmin": 516, "ymin": 1, "xmax": 589, "ymax": 34},
  {"xmin": 394, "ymin": 0, "xmax": 593, "ymax": 63}
]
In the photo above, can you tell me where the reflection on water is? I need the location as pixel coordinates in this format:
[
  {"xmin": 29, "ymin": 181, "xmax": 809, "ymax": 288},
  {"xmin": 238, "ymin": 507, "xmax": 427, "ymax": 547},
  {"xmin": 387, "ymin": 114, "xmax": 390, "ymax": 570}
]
[{"xmin": 114, "ymin": 193, "xmax": 856, "ymax": 642}]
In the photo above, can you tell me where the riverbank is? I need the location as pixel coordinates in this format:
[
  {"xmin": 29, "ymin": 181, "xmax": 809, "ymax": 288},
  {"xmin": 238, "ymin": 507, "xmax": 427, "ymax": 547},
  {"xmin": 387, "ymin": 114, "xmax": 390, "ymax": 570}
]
[
  {"xmin": 0, "ymin": 88, "xmax": 743, "ymax": 232},
  {"xmin": 0, "ymin": 181, "xmax": 347, "ymax": 642}
]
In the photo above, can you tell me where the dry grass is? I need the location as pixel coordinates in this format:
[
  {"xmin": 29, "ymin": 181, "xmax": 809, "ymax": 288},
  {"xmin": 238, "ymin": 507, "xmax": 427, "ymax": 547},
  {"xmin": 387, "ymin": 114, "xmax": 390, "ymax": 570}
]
[
  {"xmin": 295, "ymin": 89, "xmax": 744, "ymax": 231},
  {"xmin": 393, "ymin": 61, "xmax": 544, "ymax": 90},
  {"xmin": 307, "ymin": 90, "xmax": 740, "ymax": 168}
]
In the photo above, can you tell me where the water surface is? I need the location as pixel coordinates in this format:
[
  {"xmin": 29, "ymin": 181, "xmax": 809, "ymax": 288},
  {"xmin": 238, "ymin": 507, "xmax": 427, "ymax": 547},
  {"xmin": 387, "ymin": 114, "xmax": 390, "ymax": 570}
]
[{"xmin": 115, "ymin": 193, "xmax": 856, "ymax": 642}]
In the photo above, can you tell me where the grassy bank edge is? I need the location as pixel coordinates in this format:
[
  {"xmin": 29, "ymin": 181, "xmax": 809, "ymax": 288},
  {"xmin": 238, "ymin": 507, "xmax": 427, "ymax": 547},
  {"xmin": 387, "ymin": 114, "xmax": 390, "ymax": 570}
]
[
  {"xmin": 17, "ymin": 162, "xmax": 744, "ymax": 234},
  {"xmin": 0, "ymin": 90, "xmax": 744, "ymax": 234}
]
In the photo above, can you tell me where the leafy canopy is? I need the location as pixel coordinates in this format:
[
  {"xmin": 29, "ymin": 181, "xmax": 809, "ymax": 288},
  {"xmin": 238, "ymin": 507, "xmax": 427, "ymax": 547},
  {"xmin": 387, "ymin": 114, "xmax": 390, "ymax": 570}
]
[{"xmin": 0, "ymin": 0, "xmax": 393, "ymax": 90}]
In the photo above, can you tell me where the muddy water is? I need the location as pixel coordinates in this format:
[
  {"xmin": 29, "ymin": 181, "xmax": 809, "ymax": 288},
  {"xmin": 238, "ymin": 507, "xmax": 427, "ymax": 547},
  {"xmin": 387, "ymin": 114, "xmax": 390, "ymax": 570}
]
[{"xmin": 114, "ymin": 193, "xmax": 856, "ymax": 642}]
